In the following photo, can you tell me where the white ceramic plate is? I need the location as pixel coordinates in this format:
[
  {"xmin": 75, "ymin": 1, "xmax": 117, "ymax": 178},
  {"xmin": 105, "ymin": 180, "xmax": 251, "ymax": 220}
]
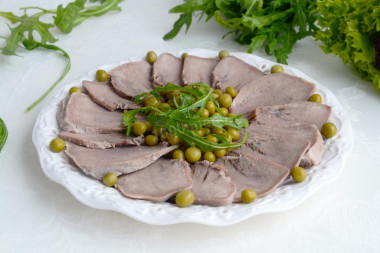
[{"xmin": 32, "ymin": 49, "xmax": 354, "ymax": 226}]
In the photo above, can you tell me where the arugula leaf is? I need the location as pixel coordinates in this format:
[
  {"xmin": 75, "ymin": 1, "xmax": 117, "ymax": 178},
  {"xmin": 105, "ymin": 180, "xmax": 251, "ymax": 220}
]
[
  {"xmin": 0, "ymin": 0, "xmax": 124, "ymax": 112},
  {"xmin": 164, "ymin": 0, "xmax": 319, "ymax": 64},
  {"xmin": 122, "ymin": 83, "xmax": 249, "ymax": 151},
  {"xmin": 148, "ymin": 115, "xmax": 249, "ymax": 151},
  {"xmin": 0, "ymin": 118, "xmax": 8, "ymax": 153}
]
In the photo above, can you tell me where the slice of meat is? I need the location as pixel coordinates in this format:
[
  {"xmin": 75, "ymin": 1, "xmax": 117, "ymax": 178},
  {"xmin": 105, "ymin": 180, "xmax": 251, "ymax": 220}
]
[
  {"xmin": 244, "ymin": 123, "xmax": 324, "ymax": 167},
  {"xmin": 216, "ymin": 156, "xmax": 289, "ymax": 202},
  {"xmin": 182, "ymin": 55, "xmax": 219, "ymax": 85},
  {"xmin": 190, "ymin": 161, "xmax": 236, "ymax": 206},
  {"xmin": 212, "ymin": 56, "xmax": 265, "ymax": 90},
  {"xmin": 115, "ymin": 159, "xmax": 192, "ymax": 202},
  {"xmin": 229, "ymin": 73, "xmax": 316, "ymax": 115},
  {"xmin": 251, "ymin": 101, "xmax": 332, "ymax": 129},
  {"xmin": 230, "ymin": 136, "xmax": 310, "ymax": 170},
  {"xmin": 57, "ymin": 93, "xmax": 125, "ymax": 134},
  {"xmin": 82, "ymin": 80, "xmax": 141, "ymax": 111},
  {"xmin": 58, "ymin": 131, "xmax": 144, "ymax": 149},
  {"xmin": 152, "ymin": 53, "xmax": 183, "ymax": 86},
  {"xmin": 65, "ymin": 142, "xmax": 178, "ymax": 180},
  {"xmin": 109, "ymin": 61, "xmax": 153, "ymax": 98}
]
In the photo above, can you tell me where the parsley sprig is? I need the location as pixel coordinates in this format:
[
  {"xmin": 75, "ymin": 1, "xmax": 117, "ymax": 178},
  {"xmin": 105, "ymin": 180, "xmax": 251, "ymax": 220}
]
[{"xmin": 122, "ymin": 83, "xmax": 249, "ymax": 151}]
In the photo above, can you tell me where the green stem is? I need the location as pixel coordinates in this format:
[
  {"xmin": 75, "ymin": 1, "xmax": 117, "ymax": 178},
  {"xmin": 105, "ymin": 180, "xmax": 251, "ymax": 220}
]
[
  {"xmin": 0, "ymin": 118, "xmax": 8, "ymax": 152},
  {"xmin": 26, "ymin": 44, "xmax": 71, "ymax": 111}
]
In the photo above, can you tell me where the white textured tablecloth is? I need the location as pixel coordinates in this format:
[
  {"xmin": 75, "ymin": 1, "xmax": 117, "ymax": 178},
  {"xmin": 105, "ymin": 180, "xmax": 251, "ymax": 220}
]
[{"xmin": 1, "ymin": 1, "xmax": 380, "ymax": 252}]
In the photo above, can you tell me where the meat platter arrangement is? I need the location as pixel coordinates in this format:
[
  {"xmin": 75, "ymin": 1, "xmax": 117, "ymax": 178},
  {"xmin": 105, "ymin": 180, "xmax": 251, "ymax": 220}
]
[{"xmin": 33, "ymin": 49, "xmax": 353, "ymax": 225}]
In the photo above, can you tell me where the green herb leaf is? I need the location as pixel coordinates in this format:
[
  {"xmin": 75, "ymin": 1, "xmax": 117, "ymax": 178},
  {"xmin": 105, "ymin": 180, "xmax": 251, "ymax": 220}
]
[
  {"xmin": 0, "ymin": 118, "xmax": 8, "ymax": 153},
  {"xmin": 163, "ymin": 13, "xmax": 192, "ymax": 40},
  {"xmin": 164, "ymin": 0, "xmax": 319, "ymax": 64}
]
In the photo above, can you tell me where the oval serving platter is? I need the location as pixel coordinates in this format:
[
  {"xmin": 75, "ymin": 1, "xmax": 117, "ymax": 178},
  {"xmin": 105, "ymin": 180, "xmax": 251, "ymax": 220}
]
[{"xmin": 32, "ymin": 49, "xmax": 354, "ymax": 226}]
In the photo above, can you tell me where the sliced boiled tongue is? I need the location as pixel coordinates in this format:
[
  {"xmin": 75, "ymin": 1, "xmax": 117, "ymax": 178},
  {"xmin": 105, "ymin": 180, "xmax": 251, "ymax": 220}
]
[
  {"xmin": 58, "ymin": 131, "xmax": 144, "ymax": 149},
  {"xmin": 190, "ymin": 161, "xmax": 236, "ymax": 207},
  {"xmin": 250, "ymin": 101, "xmax": 331, "ymax": 130},
  {"xmin": 152, "ymin": 53, "xmax": 183, "ymax": 86},
  {"xmin": 65, "ymin": 142, "xmax": 177, "ymax": 180},
  {"xmin": 115, "ymin": 159, "xmax": 192, "ymax": 202},
  {"xmin": 109, "ymin": 61, "xmax": 153, "ymax": 98},
  {"xmin": 82, "ymin": 80, "xmax": 141, "ymax": 111},
  {"xmin": 230, "ymin": 136, "xmax": 310, "ymax": 171},
  {"xmin": 57, "ymin": 93, "xmax": 125, "ymax": 134},
  {"xmin": 229, "ymin": 73, "xmax": 316, "ymax": 116},
  {"xmin": 212, "ymin": 55, "xmax": 265, "ymax": 91},
  {"xmin": 216, "ymin": 156, "xmax": 289, "ymax": 202},
  {"xmin": 182, "ymin": 55, "xmax": 219, "ymax": 85}
]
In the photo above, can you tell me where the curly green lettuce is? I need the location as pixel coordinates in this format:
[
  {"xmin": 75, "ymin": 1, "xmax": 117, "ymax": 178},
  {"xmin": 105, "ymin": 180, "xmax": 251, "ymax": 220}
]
[{"xmin": 315, "ymin": 0, "xmax": 380, "ymax": 91}]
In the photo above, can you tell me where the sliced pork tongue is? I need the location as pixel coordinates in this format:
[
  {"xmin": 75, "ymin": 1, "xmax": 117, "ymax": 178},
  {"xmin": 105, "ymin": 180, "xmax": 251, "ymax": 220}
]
[
  {"xmin": 244, "ymin": 123, "xmax": 324, "ymax": 167},
  {"xmin": 58, "ymin": 131, "xmax": 144, "ymax": 149},
  {"xmin": 182, "ymin": 55, "xmax": 219, "ymax": 86},
  {"xmin": 190, "ymin": 161, "xmax": 236, "ymax": 206},
  {"xmin": 152, "ymin": 53, "xmax": 183, "ymax": 86},
  {"xmin": 230, "ymin": 136, "xmax": 310, "ymax": 171},
  {"xmin": 216, "ymin": 156, "xmax": 289, "ymax": 202},
  {"xmin": 212, "ymin": 55, "xmax": 265, "ymax": 91},
  {"xmin": 57, "ymin": 93, "xmax": 125, "ymax": 134},
  {"xmin": 229, "ymin": 73, "xmax": 316, "ymax": 116},
  {"xmin": 115, "ymin": 159, "xmax": 192, "ymax": 202},
  {"xmin": 250, "ymin": 101, "xmax": 332, "ymax": 130},
  {"xmin": 65, "ymin": 142, "xmax": 178, "ymax": 180},
  {"xmin": 82, "ymin": 80, "xmax": 141, "ymax": 111},
  {"xmin": 109, "ymin": 61, "xmax": 153, "ymax": 98}
]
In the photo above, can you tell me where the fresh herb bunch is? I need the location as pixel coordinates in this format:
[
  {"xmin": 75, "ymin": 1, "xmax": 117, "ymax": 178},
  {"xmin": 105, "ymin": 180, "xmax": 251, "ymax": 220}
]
[
  {"xmin": 0, "ymin": 118, "xmax": 8, "ymax": 152},
  {"xmin": 122, "ymin": 83, "xmax": 249, "ymax": 151},
  {"xmin": 0, "ymin": 0, "xmax": 123, "ymax": 111},
  {"xmin": 315, "ymin": 0, "xmax": 380, "ymax": 91},
  {"xmin": 164, "ymin": 0, "xmax": 319, "ymax": 64}
]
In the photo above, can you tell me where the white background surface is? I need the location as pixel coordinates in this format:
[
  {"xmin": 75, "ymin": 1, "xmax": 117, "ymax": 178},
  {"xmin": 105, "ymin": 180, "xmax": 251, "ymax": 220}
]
[{"xmin": 1, "ymin": 1, "xmax": 380, "ymax": 252}]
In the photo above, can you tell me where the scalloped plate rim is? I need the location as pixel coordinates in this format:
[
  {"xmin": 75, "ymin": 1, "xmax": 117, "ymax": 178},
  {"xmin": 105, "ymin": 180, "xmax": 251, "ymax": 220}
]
[{"xmin": 32, "ymin": 48, "xmax": 354, "ymax": 226}]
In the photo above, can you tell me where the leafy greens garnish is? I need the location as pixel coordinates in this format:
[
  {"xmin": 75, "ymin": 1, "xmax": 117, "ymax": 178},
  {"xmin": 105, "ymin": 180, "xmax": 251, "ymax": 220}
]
[
  {"xmin": 122, "ymin": 83, "xmax": 249, "ymax": 151},
  {"xmin": 0, "ymin": 0, "xmax": 124, "ymax": 111},
  {"xmin": 163, "ymin": 0, "xmax": 319, "ymax": 64},
  {"xmin": 315, "ymin": 0, "xmax": 380, "ymax": 92},
  {"xmin": 0, "ymin": 118, "xmax": 8, "ymax": 153}
]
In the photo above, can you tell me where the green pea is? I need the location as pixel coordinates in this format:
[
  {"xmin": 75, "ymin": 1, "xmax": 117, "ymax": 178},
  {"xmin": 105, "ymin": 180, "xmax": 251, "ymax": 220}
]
[
  {"xmin": 103, "ymin": 173, "xmax": 118, "ymax": 187},
  {"xmin": 50, "ymin": 138, "xmax": 65, "ymax": 153},
  {"xmin": 218, "ymin": 50, "xmax": 230, "ymax": 60},
  {"xmin": 206, "ymin": 101, "xmax": 216, "ymax": 114},
  {"xmin": 321, "ymin": 122, "xmax": 337, "ymax": 138},
  {"xmin": 167, "ymin": 133, "xmax": 180, "ymax": 145},
  {"xmin": 146, "ymin": 51, "xmax": 157, "ymax": 64},
  {"xmin": 227, "ymin": 113, "xmax": 237, "ymax": 118},
  {"xmin": 145, "ymin": 96, "xmax": 160, "ymax": 107},
  {"xmin": 200, "ymin": 108, "xmax": 210, "ymax": 118},
  {"xmin": 202, "ymin": 128, "xmax": 211, "ymax": 136},
  {"xmin": 220, "ymin": 107, "xmax": 229, "ymax": 116},
  {"xmin": 175, "ymin": 190, "xmax": 195, "ymax": 208},
  {"xmin": 270, "ymin": 65, "xmax": 284, "ymax": 73},
  {"xmin": 69, "ymin": 87, "xmax": 82, "ymax": 95},
  {"xmin": 211, "ymin": 127, "xmax": 224, "ymax": 135},
  {"xmin": 227, "ymin": 127, "xmax": 240, "ymax": 141},
  {"xmin": 214, "ymin": 149, "xmax": 226, "ymax": 158},
  {"xmin": 185, "ymin": 147, "xmax": 202, "ymax": 163},
  {"xmin": 145, "ymin": 135, "xmax": 158, "ymax": 146},
  {"xmin": 308, "ymin": 94, "xmax": 322, "ymax": 104},
  {"xmin": 241, "ymin": 189, "xmax": 257, "ymax": 203},
  {"xmin": 291, "ymin": 167, "xmax": 307, "ymax": 183},
  {"xmin": 181, "ymin": 52, "xmax": 188, "ymax": 61},
  {"xmin": 144, "ymin": 121, "xmax": 153, "ymax": 133},
  {"xmin": 172, "ymin": 149, "xmax": 185, "ymax": 160},
  {"xmin": 133, "ymin": 121, "xmax": 147, "ymax": 135},
  {"xmin": 203, "ymin": 151, "xmax": 216, "ymax": 162},
  {"xmin": 206, "ymin": 135, "xmax": 218, "ymax": 143},
  {"xmin": 225, "ymin": 86, "xmax": 237, "ymax": 98},
  {"xmin": 218, "ymin": 94, "xmax": 232, "ymax": 108},
  {"xmin": 96, "ymin": 69, "xmax": 108, "ymax": 82}
]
